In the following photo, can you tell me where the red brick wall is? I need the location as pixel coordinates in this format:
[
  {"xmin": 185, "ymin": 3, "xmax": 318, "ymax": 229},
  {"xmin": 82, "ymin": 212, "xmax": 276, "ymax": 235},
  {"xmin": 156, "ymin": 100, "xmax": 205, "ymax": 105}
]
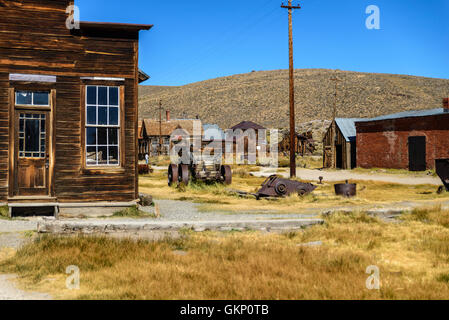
[{"xmin": 356, "ymin": 114, "xmax": 449, "ymax": 170}]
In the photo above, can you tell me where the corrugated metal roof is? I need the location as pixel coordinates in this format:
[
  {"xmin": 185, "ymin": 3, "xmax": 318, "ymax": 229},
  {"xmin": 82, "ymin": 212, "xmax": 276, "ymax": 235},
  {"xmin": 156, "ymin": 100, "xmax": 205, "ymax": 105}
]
[
  {"xmin": 334, "ymin": 108, "xmax": 448, "ymax": 141},
  {"xmin": 335, "ymin": 118, "xmax": 363, "ymax": 142},
  {"xmin": 356, "ymin": 108, "xmax": 447, "ymax": 123}
]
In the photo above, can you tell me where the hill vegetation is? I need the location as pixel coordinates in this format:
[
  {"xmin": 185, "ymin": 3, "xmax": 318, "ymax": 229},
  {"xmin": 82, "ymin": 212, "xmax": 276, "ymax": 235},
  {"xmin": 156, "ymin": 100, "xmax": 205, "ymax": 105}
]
[{"xmin": 139, "ymin": 69, "xmax": 449, "ymax": 130}]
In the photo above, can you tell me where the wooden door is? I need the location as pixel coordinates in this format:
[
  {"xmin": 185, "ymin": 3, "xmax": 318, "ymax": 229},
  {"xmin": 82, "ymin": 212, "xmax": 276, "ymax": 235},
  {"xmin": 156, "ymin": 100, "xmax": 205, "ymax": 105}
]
[
  {"xmin": 408, "ymin": 136, "xmax": 426, "ymax": 172},
  {"xmin": 15, "ymin": 111, "xmax": 50, "ymax": 196},
  {"xmin": 336, "ymin": 144, "xmax": 343, "ymax": 169}
]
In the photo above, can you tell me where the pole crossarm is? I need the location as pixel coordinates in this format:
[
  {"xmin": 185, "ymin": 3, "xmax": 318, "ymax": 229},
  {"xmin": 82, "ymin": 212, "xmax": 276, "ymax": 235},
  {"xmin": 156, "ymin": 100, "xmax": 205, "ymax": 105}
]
[{"xmin": 280, "ymin": 5, "xmax": 301, "ymax": 9}]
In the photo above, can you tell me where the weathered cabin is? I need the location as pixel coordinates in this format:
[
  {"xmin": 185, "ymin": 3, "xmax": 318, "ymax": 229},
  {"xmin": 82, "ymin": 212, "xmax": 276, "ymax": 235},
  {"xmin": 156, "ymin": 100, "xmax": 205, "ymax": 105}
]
[
  {"xmin": 356, "ymin": 100, "xmax": 449, "ymax": 171},
  {"xmin": 139, "ymin": 112, "xmax": 203, "ymax": 158},
  {"xmin": 278, "ymin": 130, "xmax": 316, "ymax": 157},
  {"xmin": 0, "ymin": 0, "xmax": 152, "ymax": 216},
  {"xmin": 323, "ymin": 118, "xmax": 360, "ymax": 169},
  {"xmin": 229, "ymin": 121, "xmax": 267, "ymax": 160}
]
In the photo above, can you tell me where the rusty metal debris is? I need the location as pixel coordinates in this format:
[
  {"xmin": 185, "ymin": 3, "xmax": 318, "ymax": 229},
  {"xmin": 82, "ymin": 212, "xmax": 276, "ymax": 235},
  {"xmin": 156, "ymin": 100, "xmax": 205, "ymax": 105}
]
[
  {"xmin": 256, "ymin": 175, "xmax": 316, "ymax": 199},
  {"xmin": 226, "ymin": 175, "xmax": 316, "ymax": 200},
  {"xmin": 334, "ymin": 180, "xmax": 357, "ymax": 197},
  {"xmin": 436, "ymin": 159, "xmax": 449, "ymax": 192}
]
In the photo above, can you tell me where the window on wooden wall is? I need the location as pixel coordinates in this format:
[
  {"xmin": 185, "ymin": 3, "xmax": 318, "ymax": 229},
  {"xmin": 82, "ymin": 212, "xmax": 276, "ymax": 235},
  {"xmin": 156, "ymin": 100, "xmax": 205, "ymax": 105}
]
[
  {"xmin": 15, "ymin": 91, "xmax": 49, "ymax": 106},
  {"xmin": 85, "ymin": 86, "xmax": 121, "ymax": 166}
]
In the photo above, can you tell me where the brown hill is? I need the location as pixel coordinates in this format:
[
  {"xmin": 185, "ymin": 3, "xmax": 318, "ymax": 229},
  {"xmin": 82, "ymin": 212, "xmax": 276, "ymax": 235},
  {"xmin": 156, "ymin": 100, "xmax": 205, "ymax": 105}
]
[{"xmin": 138, "ymin": 69, "xmax": 449, "ymax": 129}]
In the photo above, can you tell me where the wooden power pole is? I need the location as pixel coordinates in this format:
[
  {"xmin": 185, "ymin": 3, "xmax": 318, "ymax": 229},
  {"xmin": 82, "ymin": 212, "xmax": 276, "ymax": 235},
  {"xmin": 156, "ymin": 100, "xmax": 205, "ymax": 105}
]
[
  {"xmin": 281, "ymin": 1, "xmax": 301, "ymax": 178},
  {"xmin": 330, "ymin": 72, "xmax": 342, "ymax": 168},
  {"xmin": 158, "ymin": 99, "xmax": 163, "ymax": 156}
]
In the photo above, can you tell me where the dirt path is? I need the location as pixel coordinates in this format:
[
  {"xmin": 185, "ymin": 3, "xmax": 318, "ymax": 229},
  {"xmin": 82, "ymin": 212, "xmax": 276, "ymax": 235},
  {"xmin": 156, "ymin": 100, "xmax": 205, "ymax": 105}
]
[
  {"xmin": 0, "ymin": 274, "xmax": 52, "ymax": 300},
  {"xmin": 251, "ymin": 168, "xmax": 441, "ymax": 186},
  {"xmin": 0, "ymin": 219, "xmax": 52, "ymax": 300}
]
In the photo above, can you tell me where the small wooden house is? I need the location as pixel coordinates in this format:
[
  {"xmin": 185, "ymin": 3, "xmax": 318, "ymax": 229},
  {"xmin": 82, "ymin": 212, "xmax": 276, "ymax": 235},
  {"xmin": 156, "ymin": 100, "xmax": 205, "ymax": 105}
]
[
  {"xmin": 323, "ymin": 118, "xmax": 360, "ymax": 169},
  {"xmin": 278, "ymin": 131, "xmax": 316, "ymax": 156},
  {"xmin": 139, "ymin": 113, "xmax": 203, "ymax": 158},
  {"xmin": 229, "ymin": 121, "xmax": 267, "ymax": 160},
  {"xmin": 0, "ymin": 0, "xmax": 152, "ymax": 216}
]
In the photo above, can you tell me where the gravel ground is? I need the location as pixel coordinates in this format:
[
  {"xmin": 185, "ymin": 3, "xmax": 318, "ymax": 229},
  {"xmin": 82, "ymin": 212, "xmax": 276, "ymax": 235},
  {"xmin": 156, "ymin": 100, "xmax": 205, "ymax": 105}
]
[
  {"xmin": 153, "ymin": 200, "xmax": 317, "ymax": 221},
  {"xmin": 0, "ymin": 219, "xmax": 38, "ymax": 233},
  {"xmin": 0, "ymin": 275, "xmax": 52, "ymax": 300},
  {"xmin": 0, "ymin": 233, "xmax": 31, "ymax": 250}
]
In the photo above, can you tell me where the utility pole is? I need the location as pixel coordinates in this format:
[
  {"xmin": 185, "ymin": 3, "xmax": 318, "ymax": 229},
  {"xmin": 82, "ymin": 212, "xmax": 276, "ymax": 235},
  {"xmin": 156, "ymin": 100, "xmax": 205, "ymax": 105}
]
[
  {"xmin": 281, "ymin": 1, "xmax": 301, "ymax": 178},
  {"xmin": 158, "ymin": 100, "xmax": 163, "ymax": 156},
  {"xmin": 330, "ymin": 71, "xmax": 342, "ymax": 168}
]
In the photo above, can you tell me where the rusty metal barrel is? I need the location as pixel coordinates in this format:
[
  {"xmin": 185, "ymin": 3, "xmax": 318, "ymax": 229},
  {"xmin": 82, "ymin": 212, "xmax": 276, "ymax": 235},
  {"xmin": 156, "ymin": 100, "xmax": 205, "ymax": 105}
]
[
  {"xmin": 334, "ymin": 180, "xmax": 357, "ymax": 198},
  {"xmin": 436, "ymin": 159, "xmax": 449, "ymax": 192}
]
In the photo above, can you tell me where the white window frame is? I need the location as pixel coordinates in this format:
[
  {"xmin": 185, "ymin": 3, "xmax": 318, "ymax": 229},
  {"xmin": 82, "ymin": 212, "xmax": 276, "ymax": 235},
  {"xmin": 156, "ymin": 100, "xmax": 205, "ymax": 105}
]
[
  {"xmin": 85, "ymin": 85, "xmax": 121, "ymax": 167},
  {"xmin": 15, "ymin": 91, "xmax": 50, "ymax": 106}
]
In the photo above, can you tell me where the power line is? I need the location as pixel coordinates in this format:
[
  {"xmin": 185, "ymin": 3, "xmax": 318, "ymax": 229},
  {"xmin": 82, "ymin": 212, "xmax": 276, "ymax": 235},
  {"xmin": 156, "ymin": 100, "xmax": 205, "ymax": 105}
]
[{"xmin": 154, "ymin": 0, "xmax": 282, "ymax": 85}]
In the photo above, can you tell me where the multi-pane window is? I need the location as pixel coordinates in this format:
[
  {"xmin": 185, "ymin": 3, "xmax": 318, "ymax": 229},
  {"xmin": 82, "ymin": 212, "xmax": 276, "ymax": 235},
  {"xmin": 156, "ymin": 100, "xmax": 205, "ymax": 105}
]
[
  {"xmin": 85, "ymin": 86, "xmax": 120, "ymax": 166},
  {"xmin": 19, "ymin": 113, "xmax": 46, "ymax": 158},
  {"xmin": 16, "ymin": 91, "xmax": 49, "ymax": 106}
]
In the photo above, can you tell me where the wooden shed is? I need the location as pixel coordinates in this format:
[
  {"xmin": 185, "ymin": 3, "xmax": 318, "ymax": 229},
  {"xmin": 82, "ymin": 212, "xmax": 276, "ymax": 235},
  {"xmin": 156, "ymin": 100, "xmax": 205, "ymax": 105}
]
[
  {"xmin": 323, "ymin": 118, "xmax": 360, "ymax": 170},
  {"xmin": 0, "ymin": 0, "xmax": 152, "ymax": 216},
  {"xmin": 139, "ymin": 117, "xmax": 203, "ymax": 158}
]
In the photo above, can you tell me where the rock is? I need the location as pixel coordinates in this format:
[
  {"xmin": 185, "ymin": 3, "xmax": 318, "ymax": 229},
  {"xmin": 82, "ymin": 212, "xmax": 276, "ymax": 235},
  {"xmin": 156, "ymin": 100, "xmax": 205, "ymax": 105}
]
[{"xmin": 139, "ymin": 193, "xmax": 153, "ymax": 207}]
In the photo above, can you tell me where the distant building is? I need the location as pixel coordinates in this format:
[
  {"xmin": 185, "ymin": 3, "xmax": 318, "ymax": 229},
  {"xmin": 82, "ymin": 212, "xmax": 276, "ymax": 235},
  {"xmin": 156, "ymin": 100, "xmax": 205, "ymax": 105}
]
[
  {"xmin": 323, "ymin": 118, "xmax": 361, "ymax": 169},
  {"xmin": 229, "ymin": 121, "xmax": 267, "ymax": 160},
  {"xmin": 279, "ymin": 130, "xmax": 316, "ymax": 157},
  {"xmin": 323, "ymin": 98, "xmax": 449, "ymax": 171},
  {"xmin": 356, "ymin": 99, "xmax": 449, "ymax": 171},
  {"xmin": 139, "ymin": 111, "xmax": 202, "ymax": 158},
  {"xmin": 203, "ymin": 124, "xmax": 225, "ymax": 143}
]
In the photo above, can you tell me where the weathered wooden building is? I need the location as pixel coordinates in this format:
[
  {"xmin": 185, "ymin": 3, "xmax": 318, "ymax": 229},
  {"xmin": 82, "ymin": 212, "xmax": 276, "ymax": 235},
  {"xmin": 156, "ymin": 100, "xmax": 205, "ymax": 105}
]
[
  {"xmin": 229, "ymin": 121, "xmax": 267, "ymax": 160},
  {"xmin": 138, "ymin": 113, "xmax": 203, "ymax": 158},
  {"xmin": 0, "ymin": 0, "xmax": 152, "ymax": 216},
  {"xmin": 278, "ymin": 131, "xmax": 316, "ymax": 157},
  {"xmin": 323, "ymin": 118, "xmax": 360, "ymax": 169},
  {"xmin": 356, "ymin": 100, "xmax": 449, "ymax": 171}
]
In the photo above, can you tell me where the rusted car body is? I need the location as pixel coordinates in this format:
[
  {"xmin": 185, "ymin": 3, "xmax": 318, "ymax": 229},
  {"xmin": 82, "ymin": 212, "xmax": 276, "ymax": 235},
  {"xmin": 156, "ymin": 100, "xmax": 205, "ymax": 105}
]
[{"xmin": 256, "ymin": 175, "xmax": 316, "ymax": 199}]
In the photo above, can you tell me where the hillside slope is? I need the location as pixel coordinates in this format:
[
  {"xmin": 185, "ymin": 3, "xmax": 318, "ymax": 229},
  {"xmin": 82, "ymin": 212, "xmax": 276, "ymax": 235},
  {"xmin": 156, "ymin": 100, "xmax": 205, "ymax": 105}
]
[{"xmin": 139, "ymin": 69, "xmax": 449, "ymax": 129}]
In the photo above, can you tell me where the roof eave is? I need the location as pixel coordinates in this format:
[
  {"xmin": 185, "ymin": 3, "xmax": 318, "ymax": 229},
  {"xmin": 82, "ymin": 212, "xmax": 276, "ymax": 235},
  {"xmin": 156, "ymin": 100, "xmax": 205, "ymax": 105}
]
[
  {"xmin": 138, "ymin": 69, "xmax": 150, "ymax": 83},
  {"xmin": 80, "ymin": 21, "xmax": 154, "ymax": 32}
]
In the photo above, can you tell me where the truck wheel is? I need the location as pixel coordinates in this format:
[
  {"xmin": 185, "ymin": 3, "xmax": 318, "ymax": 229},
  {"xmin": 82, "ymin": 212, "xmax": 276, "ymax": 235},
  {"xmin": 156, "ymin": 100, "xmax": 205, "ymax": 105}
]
[
  {"xmin": 275, "ymin": 182, "xmax": 287, "ymax": 196},
  {"xmin": 179, "ymin": 164, "xmax": 190, "ymax": 186},
  {"xmin": 221, "ymin": 165, "xmax": 232, "ymax": 185},
  {"xmin": 168, "ymin": 164, "xmax": 179, "ymax": 186},
  {"xmin": 297, "ymin": 189, "xmax": 307, "ymax": 196}
]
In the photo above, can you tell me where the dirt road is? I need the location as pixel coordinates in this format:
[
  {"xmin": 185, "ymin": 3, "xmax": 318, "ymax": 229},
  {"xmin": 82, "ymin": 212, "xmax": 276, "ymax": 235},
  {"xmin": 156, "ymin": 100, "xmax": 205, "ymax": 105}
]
[{"xmin": 251, "ymin": 168, "xmax": 441, "ymax": 186}]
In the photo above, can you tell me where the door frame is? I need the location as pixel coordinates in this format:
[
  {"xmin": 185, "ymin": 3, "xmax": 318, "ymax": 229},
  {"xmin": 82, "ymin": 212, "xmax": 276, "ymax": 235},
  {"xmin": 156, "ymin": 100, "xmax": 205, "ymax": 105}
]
[
  {"xmin": 8, "ymin": 86, "xmax": 56, "ymax": 198},
  {"xmin": 408, "ymin": 136, "xmax": 427, "ymax": 172}
]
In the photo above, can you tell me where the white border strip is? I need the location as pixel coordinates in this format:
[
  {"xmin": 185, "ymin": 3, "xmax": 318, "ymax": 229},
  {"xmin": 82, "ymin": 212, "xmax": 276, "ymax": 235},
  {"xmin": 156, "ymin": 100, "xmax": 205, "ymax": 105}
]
[
  {"xmin": 81, "ymin": 77, "xmax": 125, "ymax": 81},
  {"xmin": 9, "ymin": 73, "xmax": 57, "ymax": 83}
]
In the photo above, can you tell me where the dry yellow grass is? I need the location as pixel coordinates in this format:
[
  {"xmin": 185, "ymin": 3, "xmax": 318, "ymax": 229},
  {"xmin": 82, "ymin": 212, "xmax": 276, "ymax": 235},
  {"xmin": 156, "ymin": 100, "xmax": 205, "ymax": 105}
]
[
  {"xmin": 140, "ymin": 171, "xmax": 449, "ymax": 214},
  {"xmin": 3, "ymin": 208, "xmax": 449, "ymax": 299}
]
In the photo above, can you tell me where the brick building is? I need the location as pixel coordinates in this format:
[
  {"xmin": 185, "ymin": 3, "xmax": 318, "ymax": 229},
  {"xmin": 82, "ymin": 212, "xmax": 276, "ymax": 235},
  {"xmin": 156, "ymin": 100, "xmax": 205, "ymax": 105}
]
[{"xmin": 355, "ymin": 99, "xmax": 449, "ymax": 171}]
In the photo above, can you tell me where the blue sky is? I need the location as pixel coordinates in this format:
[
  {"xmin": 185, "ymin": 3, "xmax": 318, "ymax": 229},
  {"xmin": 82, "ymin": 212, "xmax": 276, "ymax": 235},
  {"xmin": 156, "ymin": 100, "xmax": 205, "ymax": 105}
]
[{"xmin": 76, "ymin": 0, "xmax": 449, "ymax": 86}]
